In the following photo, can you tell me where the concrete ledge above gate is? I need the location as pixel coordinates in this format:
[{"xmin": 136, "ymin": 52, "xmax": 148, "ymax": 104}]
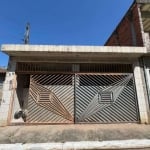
[{"xmin": 1, "ymin": 45, "xmax": 147, "ymax": 58}]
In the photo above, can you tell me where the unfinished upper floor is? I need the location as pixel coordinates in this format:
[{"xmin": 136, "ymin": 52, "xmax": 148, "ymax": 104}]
[{"xmin": 105, "ymin": 0, "xmax": 150, "ymax": 51}]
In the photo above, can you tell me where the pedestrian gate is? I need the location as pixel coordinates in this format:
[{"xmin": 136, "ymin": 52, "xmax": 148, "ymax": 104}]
[{"xmin": 26, "ymin": 73, "xmax": 139, "ymax": 124}]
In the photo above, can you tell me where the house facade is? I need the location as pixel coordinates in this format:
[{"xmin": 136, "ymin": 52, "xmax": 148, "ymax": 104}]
[{"xmin": 0, "ymin": 0, "xmax": 150, "ymax": 126}]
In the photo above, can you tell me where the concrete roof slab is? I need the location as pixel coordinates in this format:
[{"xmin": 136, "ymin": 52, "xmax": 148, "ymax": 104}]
[{"xmin": 1, "ymin": 44, "xmax": 147, "ymax": 58}]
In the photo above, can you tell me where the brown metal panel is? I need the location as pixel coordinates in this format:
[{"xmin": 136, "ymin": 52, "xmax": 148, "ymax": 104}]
[{"xmin": 27, "ymin": 74, "xmax": 74, "ymax": 123}]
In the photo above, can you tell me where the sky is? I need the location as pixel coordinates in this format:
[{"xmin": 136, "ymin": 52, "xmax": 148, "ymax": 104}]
[{"xmin": 0, "ymin": 0, "xmax": 134, "ymax": 67}]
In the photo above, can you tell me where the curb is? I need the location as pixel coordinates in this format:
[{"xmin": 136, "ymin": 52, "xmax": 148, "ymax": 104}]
[{"xmin": 0, "ymin": 139, "xmax": 150, "ymax": 150}]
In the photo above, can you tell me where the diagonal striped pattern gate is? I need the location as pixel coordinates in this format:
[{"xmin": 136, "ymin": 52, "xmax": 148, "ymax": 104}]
[
  {"xmin": 26, "ymin": 73, "xmax": 139, "ymax": 123},
  {"xmin": 27, "ymin": 74, "xmax": 74, "ymax": 123},
  {"xmin": 75, "ymin": 73, "xmax": 139, "ymax": 123}
]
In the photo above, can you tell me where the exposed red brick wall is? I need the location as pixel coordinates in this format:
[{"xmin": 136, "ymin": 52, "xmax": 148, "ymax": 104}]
[{"xmin": 105, "ymin": 4, "xmax": 144, "ymax": 46}]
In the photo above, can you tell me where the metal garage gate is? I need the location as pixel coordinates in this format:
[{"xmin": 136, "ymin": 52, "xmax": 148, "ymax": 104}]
[
  {"xmin": 16, "ymin": 63, "xmax": 139, "ymax": 124},
  {"xmin": 75, "ymin": 73, "xmax": 139, "ymax": 123},
  {"xmin": 27, "ymin": 74, "xmax": 74, "ymax": 123}
]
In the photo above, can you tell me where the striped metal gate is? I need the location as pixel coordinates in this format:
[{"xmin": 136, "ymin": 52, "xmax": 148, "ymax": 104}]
[
  {"xmin": 75, "ymin": 73, "xmax": 139, "ymax": 123},
  {"xmin": 26, "ymin": 73, "xmax": 139, "ymax": 124},
  {"xmin": 26, "ymin": 74, "xmax": 74, "ymax": 124}
]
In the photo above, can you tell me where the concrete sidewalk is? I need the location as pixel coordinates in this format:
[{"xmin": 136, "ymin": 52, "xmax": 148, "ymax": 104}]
[
  {"xmin": 0, "ymin": 140, "xmax": 150, "ymax": 150},
  {"xmin": 0, "ymin": 124, "xmax": 150, "ymax": 149},
  {"xmin": 0, "ymin": 124, "xmax": 150, "ymax": 144}
]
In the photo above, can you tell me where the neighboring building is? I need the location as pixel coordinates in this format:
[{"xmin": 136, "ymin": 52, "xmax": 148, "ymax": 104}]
[
  {"xmin": 0, "ymin": 0, "xmax": 150, "ymax": 126},
  {"xmin": 105, "ymin": 0, "xmax": 150, "ymax": 49},
  {"xmin": 0, "ymin": 68, "xmax": 6, "ymax": 106}
]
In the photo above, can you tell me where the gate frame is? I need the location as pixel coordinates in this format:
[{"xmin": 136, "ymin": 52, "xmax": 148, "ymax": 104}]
[{"xmin": 10, "ymin": 63, "xmax": 140, "ymax": 124}]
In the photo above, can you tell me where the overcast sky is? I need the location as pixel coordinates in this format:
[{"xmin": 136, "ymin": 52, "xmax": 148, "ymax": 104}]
[{"xmin": 0, "ymin": 0, "xmax": 134, "ymax": 67}]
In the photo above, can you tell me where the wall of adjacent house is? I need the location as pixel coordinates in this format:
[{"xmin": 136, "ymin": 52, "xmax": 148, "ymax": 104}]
[
  {"xmin": 0, "ymin": 73, "xmax": 6, "ymax": 106},
  {"xmin": 0, "ymin": 60, "xmax": 16, "ymax": 126},
  {"xmin": 105, "ymin": 4, "xmax": 144, "ymax": 47}
]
